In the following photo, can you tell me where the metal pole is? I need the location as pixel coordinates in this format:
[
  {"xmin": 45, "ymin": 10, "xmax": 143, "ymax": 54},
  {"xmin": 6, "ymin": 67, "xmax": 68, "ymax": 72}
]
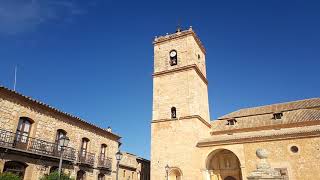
[
  {"xmin": 58, "ymin": 148, "xmax": 64, "ymax": 180},
  {"xmin": 116, "ymin": 160, "xmax": 120, "ymax": 180},
  {"xmin": 166, "ymin": 170, "xmax": 168, "ymax": 180}
]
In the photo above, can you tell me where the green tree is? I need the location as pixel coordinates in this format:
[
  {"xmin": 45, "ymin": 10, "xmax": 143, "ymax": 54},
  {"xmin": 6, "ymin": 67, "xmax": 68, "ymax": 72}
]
[
  {"xmin": 40, "ymin": 171, "xmax": 74, "ymax": 180},
  {"xmin": 0, "ymin": 172, "xmax": 20, "ymax": 180}
]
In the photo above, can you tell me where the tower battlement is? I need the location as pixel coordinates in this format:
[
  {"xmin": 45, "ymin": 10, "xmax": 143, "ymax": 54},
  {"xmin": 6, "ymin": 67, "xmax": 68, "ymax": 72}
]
[{"xmin": 153, "ymin": 26, "xmax": 206, "ymax": 54}]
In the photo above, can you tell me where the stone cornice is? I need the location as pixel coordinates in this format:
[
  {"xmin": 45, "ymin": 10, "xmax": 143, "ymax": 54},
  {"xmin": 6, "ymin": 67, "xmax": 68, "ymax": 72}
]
[
  {"xmin": 153, "ymin": 28, "xmax": 206, "ymax": 54},
  {"xmin": 153, "ymin": 64, "xmax": 208, "ymax": 85},
  {"xmin": 152, "ymin": 115, "xmax": 211, "ymax": 128},
  {"xmin": 198, "ymin": 126, "xmax": 320, "ymax": 147}
]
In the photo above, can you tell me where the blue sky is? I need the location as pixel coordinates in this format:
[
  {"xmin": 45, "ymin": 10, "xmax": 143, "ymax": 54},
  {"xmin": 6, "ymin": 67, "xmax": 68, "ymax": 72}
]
[{"xmin": 0, "ymin": 0, "xmax": 319, "ymax": 159}]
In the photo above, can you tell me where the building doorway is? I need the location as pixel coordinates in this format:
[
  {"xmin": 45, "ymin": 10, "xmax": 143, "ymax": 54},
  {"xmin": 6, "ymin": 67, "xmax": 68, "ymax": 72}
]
[
  {"xmin": 206, "ymin": 149, "xmax": 242, "ymax": 180},
  {"xmin": 168, "ymin": 168, "xmax": 182, "ymax": 180}
]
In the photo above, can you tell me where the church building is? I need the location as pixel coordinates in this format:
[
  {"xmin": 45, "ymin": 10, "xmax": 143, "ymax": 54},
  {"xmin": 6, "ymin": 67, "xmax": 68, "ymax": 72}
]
[{"xmin": 150, "ymin": 27, "xmax": 320, "ymax": 180}]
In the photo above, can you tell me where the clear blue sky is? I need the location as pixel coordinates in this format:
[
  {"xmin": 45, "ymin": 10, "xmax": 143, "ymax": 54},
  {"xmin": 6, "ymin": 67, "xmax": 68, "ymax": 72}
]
[{"xmin": 0, "ymin": 0, "xmax": 319, "ymax": 159}]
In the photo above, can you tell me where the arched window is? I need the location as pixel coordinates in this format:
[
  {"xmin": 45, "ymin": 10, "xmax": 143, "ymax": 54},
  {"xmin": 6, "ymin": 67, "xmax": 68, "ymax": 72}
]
[
  {"xmin": 80, "ymin": 138, "xmax": 89, "ymax": 157},
  {"xmin": 100, "ymin": 144, "xmax": 107, "ymax": 160},
  {"xmin": 169, "ymin": 50, "xmax": 177, "ymax": 66},
  {"xmin": 3, "ymin": 161, "xmax": 28, "ymax": 178},
  {"xmin": 15, "ymin": 117, "xmax": 33, "ymax": 149},
  {"xmin": 171, "ymin": 107, "xmax": 177, "ymax": 119},
  {"xmin": 76, "ymin": 170, "xmax": 86, "ymax": 180}
]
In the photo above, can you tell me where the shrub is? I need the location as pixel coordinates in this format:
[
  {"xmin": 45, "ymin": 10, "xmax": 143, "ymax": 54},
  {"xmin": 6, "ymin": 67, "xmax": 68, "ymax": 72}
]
[
  {"xmin": 0, "ymin": 172, "xmax": 20, "ymax": 180},
  {"xmin": 40, "ymin": 171, "xmax": 74, "ymax": 180}
]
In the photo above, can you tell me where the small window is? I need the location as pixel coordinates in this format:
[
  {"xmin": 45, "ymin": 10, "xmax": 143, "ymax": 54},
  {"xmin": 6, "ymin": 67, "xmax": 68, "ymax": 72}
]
[
  {"xmin": 226, "ymin": 119, "xmax": 237, "ymax": 125},
  {"xmin": 169, "ymin": 50, "xmax": 177, "ymax": 66},
  {"xmin": 290, "ymin": 146, "xmax": 299, "ymax": 153},
  {"xmin": 171, "ymin": 107, "xmax": 177, "ymax": 119},
  {"xmin": 273, "ymin": 112, "xmax": 283, "ymax": 120},
  {"xmin": 198, "ymin": 54, "xmax": 201, "ymax": 59}
]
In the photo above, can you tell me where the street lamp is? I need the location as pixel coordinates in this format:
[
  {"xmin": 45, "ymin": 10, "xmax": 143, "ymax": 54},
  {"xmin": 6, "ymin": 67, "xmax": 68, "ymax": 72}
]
[
  {"xmin": 58, "ymin": 136, "xmax": 70, "ymax": 180},
  {"xmin": 115, "ymin": 150, "xmax": 123, "ymax": 180},
  {"xmin": 165, "ymin": 164, "xmax": 170, "ymax": 180}
]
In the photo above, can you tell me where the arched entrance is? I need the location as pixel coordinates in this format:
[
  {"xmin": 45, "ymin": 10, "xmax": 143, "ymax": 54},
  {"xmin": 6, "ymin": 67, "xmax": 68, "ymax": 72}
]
[
  {"xmin": 206, "ymin": 149, "xmax": 242, "ymax": 180},
  {"xmin": 168, "ymin": 168, "xmax": 182, "ymax": 180},
  {"xmin": 3, "ymin": 161, "xmax": 28, "ymax": 178}
]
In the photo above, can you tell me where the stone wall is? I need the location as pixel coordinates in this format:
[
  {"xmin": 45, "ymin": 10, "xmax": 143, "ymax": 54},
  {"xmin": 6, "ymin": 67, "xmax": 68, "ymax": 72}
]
[{"xmin": 199, "ymin": 136, "xmax": 320, "ymax": 180}]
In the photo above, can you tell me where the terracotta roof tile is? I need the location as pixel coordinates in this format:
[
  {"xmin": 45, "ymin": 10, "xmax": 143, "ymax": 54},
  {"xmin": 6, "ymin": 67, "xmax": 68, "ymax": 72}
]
[
  {"xmin": 211, "ymin": 109, "xmax": 320, "ymax": 132},
  {"xmin": 218, "ymin": 98, "xmax": 320, "ymax": 120}
]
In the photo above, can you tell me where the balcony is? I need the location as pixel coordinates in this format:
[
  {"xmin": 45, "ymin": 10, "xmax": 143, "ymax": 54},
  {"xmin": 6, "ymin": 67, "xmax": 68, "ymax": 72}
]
[
  {"xmin": 97, "ymin": 156, "xmax": 112, "ymax": 170},
  {"xmin": 0, "ymin": 129, "xmax": 76, "ymax": 161},
  {"xmin": 78, "ymin": 152, "xmax": 95, "ymax": 166}
]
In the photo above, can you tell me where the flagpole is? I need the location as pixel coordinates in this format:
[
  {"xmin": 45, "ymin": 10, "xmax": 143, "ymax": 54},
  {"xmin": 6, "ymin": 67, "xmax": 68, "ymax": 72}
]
[{"xmin": 14, "ymin": 65, "xmax": 17, "ymax": 91}]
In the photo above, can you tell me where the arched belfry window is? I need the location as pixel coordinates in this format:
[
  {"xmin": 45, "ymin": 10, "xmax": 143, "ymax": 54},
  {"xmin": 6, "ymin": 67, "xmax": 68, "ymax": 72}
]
[
  {"xmin": 171, "ymin": 107, "xmax": 177, "ymax": 119},
  {"xmin": 169, "ymin": 50, "xmax": 177, "ymax": 66}
]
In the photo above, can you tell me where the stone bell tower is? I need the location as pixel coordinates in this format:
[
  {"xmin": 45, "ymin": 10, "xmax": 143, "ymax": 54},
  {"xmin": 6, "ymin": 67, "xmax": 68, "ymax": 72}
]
[{"xmin": 151, "ymin": 27, "xmax": 211, "ymax": 180}]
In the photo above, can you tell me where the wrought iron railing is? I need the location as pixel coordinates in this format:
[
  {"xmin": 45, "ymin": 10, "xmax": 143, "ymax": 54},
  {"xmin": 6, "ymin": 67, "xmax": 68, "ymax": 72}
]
[
  {"xmin": 78, "ymin": 151, "xmax": 95, "ymax": 166},
  {"xmin": 0, "ymin": 129, "xmax": 76, "ymax": 161},
  {"xmin": 97, "ymin": 156, "xmax": 112, "ymax": 169}
]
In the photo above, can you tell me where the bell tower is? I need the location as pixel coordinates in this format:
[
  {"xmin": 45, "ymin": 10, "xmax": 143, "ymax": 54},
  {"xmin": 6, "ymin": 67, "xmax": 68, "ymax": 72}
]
[{"xmin": 151, "ymin": 27, "xmax": 211, "ymax": 179}]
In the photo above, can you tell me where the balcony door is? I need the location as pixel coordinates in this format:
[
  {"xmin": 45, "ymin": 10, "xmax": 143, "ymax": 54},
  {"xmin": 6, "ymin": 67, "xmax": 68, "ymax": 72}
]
[
  {"xmin": 15, "ymin": 117, "xmax": 32, "ymax": 150},
  {"xmin": 100, "ymin": 144, "xmax": 107, "ymax": 160},
  {"xmin": 55, "ymin": 129, "xmax": 67, "ymax": 155},
  {"xmin": 80, "ymin": 138, "xmax": 89, "ymax": 162}
]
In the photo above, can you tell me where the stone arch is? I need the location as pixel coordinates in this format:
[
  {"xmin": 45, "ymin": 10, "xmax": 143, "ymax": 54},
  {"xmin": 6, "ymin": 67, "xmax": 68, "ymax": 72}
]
[
  {"xmin": 205, "ymin": 149, "xmax": 242, "ymax": 180},
  {"xmin": 168, "ymin": 167, "xmax": 182, "ymax": 180}
]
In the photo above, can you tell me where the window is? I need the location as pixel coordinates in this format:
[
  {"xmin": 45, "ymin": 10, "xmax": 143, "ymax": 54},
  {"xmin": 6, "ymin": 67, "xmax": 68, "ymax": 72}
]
[
  {"xmin": 50, "ymin": 166, "xmax": 58, "ymax": 173},
  {"xmin": 273, "ymin": 112, "xmax": 283, "ymax": 120},
  {"xmin": 15, "ymin": 117, "xmax": 33, "ymax": 148},
  {"xmin": 76, "ymin": 170, "xmax": 85, "ymax": 180},
  {"xmin": 169, "ymin": 50, "xmax": 177, "ymax": 66},
  {"xmin": 98, "ymin": 173, "xmax": 105, "ymax": 180},
  {"xmin": 198, "ymin": 54, "xmax": 201, "ymax": 60},
  {"xmin": 3, "ymin": 161, "xmax": 27, "ymax": 178},
  {"xmin": 100, "ymin": 144, "xmax": 107, "ymax": 160},
  {"xmin": 290, "ymin": 146, "xmax": 299, "ymax": 153},
  {"xmin": 226, "ymin": 119, "xmax": 237, "ymax": 125},
  {"xmin": 80, "ymin": 138, "xmax": 89, "ymax": 157},
  {"xmin": 171, "ymin": 107, "xmax": 177, "ymax": 119}
]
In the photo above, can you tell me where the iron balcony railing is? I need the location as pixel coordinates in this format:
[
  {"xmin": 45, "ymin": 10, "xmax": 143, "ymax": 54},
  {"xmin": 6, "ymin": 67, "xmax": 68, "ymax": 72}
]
[
  {"xmin": 97, "ymin": 156, "xmax": 112, "ymax": 170},
  {"xmin": 78, "ymin": 151, "xmax": 95, "ymax": 166},
  {"xmin": 0, "ymin": 129, "xmax": 76, "ymax": 161}
]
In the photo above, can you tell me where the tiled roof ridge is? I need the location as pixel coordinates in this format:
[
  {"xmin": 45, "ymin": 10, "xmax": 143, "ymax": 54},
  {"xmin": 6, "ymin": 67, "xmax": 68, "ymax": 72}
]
[
  {"xmin": 0, "ymin": 85, "xmax": 121, "ymax": 139},
  {"xmin": 218, "ymin": 97, "xmax": 320, "ymax": 120}
]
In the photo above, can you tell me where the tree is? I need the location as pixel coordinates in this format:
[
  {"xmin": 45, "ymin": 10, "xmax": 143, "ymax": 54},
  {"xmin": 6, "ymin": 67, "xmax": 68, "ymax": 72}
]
[{"xmin": 40, "ymin": 171, "xmax": 74, "ymax": 180}]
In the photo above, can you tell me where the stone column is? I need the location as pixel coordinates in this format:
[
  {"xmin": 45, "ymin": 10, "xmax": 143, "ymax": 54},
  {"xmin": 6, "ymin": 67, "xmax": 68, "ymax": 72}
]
[{"xmin": 247, "ymin": 149, "xmax": 283, "ymax": 180}]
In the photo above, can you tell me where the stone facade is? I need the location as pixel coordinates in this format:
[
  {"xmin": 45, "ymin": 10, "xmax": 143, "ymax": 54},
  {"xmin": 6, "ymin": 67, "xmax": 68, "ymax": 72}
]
[
  {"xmin": 150, "ymin": 28, "xmax": 320, "ymax": 180},
  {"xmin": 118, "ymin": 152, "xmax": 150, "ymax": 180},
  {"xmin": 0, "ymin": 86, "xmax": 120, "ymax": 180}
]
